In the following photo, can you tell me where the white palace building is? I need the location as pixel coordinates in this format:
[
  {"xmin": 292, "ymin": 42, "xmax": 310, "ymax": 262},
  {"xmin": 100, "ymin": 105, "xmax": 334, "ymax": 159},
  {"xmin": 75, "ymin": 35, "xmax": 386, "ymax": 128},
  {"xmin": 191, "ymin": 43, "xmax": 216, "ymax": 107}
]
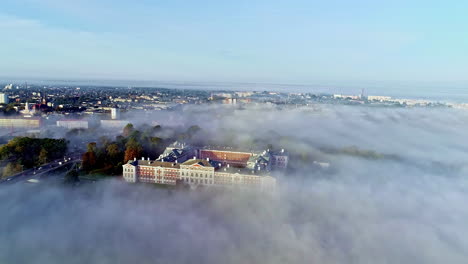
[{"xmin": 122, "ymin": 144, "xmax": 288, "ymax": 191}]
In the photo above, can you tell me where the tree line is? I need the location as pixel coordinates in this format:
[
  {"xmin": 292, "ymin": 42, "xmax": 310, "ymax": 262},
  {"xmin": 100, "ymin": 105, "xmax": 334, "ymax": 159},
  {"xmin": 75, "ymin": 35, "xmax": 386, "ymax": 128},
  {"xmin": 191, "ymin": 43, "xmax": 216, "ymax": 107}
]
[
  {"xmin": 81, "ymin": 123, "xmax": 201, "ymax": 176},
  {"xmin": 0, "ymin": 137, "xmax": 68, "ymax": 178}
]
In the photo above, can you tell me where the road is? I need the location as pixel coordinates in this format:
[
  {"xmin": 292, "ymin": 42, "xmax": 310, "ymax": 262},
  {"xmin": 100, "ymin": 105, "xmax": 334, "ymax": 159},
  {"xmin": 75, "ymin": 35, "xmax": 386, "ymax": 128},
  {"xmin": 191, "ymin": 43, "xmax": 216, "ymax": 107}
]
[{"xmin": 0, "ymin": 154, "xmax": 82, "ymax": 185}]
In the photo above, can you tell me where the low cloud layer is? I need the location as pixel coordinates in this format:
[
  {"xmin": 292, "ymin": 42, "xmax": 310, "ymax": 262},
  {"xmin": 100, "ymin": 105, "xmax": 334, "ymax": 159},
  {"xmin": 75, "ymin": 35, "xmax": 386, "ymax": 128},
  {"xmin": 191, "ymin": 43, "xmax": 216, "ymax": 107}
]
[{"xmin": 1, "ymin": 104, "xmax": 468, "ymax": 263}]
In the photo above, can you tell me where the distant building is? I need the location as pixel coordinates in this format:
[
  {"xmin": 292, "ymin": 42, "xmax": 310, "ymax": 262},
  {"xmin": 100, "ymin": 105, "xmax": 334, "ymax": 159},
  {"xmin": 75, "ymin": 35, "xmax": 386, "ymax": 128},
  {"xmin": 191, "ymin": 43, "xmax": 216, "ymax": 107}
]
[
  {"xmin": 111, "ymin": 107, "xmax": 120, "ymax": 120},
  {"xmin": 235, "ymin": 92, "xmax": 253, "ymax": 97},
  {"xmin": 0, "ymin": 118, "xmax": 41, "ymax": 128},
  {"xmin": 3, "ymin": 84, "xmax": 13, "ymax": 90},
  {"xmin": 223, "ymin": 98, "xmax": 237, "ymax": 104},
  {"xmin": 57, "ymin": 120, "xmax": 89, "ymax": 129},
  {"xmin": 213, "ymin": 92, "xmax": 233, "ymax": 98},
  {"xmin": 20, "ymin": 102, "xmax": 33, "ymax": 115},
  {"xmin": 0, "ymin": 93, "xmax": 9, "ymax": 104},
  {"xmin": 367, "ymin": 96, "xmax": 392, "ymax": 102},
  {"xmin": 333, "ymin": 94, "xmax": 360, "ymax": 100}
]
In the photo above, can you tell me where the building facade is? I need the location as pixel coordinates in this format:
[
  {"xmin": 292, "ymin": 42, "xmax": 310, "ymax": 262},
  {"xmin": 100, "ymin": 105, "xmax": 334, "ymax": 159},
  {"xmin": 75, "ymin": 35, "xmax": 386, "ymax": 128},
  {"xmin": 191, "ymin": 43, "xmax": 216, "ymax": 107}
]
[
  {"xmin": 0, "ymin": 93, "xmax": 9, "ymax": 104},
  {"xmin": 123, "ymin": 157, "xmax": 276, "ymax": 191},
  {"xmin": 57, "ymin": 120, "xmax": 89, "ymax": 129},
  {"xmin": 0, "ymin": 118, "xmax": 41, "ymax": 128},
  {"xmin": 269, "ymin": 149, "xmax": 289, "ymax": 170},
  {"xmin": 111, "ymin": 108, "xmax": 120, "ymax": 120}
]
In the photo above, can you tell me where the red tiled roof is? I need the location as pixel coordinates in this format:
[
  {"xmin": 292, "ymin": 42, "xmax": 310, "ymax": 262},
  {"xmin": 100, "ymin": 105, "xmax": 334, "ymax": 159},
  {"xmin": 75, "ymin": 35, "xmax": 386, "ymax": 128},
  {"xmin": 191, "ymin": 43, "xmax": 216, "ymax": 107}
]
[{"xmin": 199, "ymin": 150, "xmax": 251, "ymax": 163}]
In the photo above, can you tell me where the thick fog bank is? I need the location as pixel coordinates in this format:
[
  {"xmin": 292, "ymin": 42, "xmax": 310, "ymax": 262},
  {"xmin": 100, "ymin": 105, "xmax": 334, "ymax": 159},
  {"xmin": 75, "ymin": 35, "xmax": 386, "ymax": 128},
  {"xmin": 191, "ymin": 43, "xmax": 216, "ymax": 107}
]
[
  {"xmin": 1, "ymin": 175, "xmax": 468, "ymax": 264},
  {"xmin": 1, "ymin": 105, "xmax": 468, "ymax": 264}
]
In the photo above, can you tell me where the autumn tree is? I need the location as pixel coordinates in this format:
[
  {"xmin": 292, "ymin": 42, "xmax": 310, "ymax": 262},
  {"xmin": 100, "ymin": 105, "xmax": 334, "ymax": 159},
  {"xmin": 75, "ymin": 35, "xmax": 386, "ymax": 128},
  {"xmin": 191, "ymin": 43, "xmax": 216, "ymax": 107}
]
[
  {"xmin": 82, "ymin": 142, "xmax": 97, "ymax": 172},
  {"xmin": 2, "ymin": 162, "xmax": 22, "ymax": 178},
  {"xmin": 87, "ymin": 142, "xmax": 97, "ymax": 153},
  {"xmin": 38, "ymin": 148, "xmax": 48, "ymax": 165},
  {"xmin": 124, "ymin": 138, "xmax": 142, "ymax": 163}
]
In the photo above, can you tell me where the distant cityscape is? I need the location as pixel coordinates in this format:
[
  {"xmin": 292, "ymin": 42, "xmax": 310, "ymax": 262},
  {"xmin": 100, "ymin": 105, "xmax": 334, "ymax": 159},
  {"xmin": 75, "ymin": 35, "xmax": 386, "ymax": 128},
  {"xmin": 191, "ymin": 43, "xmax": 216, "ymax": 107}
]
[{"xmin": 1, "ymin": 82, "xmax": 467, "ymax": 137}]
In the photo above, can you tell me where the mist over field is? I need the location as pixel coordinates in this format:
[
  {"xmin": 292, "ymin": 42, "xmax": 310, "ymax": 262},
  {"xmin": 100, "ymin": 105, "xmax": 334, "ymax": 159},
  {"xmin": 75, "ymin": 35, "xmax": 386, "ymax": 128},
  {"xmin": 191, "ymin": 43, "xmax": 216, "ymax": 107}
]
[{"xmin": 2, "ymin": 105, "xmax": 468, "ymax": 263}]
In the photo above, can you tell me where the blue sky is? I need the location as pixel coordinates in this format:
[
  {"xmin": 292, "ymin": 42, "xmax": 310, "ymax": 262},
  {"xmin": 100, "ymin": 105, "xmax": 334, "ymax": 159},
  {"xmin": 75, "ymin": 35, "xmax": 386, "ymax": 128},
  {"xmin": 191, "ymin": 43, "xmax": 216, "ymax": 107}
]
[{"xmin": 0, "ymin": 0, "xmax": 467, "ymax": 84}]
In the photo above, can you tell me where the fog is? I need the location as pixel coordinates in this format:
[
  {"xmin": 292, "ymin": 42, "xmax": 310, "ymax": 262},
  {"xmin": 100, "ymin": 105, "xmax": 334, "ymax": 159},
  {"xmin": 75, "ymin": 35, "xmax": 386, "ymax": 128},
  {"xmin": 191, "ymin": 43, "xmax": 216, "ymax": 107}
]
[{"xmin": 1, "ymin": 104, "xmax": 468, "ymax": 263}]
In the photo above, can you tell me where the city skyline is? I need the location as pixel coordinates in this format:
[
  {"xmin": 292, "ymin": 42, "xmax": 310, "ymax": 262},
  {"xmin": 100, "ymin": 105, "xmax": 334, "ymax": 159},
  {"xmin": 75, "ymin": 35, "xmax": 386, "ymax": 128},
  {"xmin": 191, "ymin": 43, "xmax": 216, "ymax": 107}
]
[{"xmin": 1, "ymin": 0, "xmax": 467, "ymax": 85}]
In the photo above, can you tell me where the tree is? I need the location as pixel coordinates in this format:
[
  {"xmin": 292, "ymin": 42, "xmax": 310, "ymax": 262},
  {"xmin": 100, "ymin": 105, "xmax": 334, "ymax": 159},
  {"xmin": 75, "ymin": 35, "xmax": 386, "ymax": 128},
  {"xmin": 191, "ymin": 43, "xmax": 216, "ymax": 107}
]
[
  {"xmin": 87, "ymin": 142, "xmax": 97, "ymax": 153},
  {"xmin": 0, "ymin": 137, "xmax": 67, "ymax": 169},
  {"xmin": 106, "ymin": 143, "xmax": 120, "ymax": 157},
  {"xmin": 38, "ymin": 148, "xmax": 48, "ymax": 165},
  {"xmin": 124, "ymin": 138, "xmax": 142, "ymax": 163},
  {"xmin": 82, "ymin": 151, "xmax": 97, "ymax": 172},
  {"xmin": 106, "ymin": 143, "xmax": 123, "ymax": 166},
  {"xmin": 2, "ymin": 162, "xmax": 22, "ymax": 178},
  {"xmin": 123, "ymin": 123, "xmax": 134, "ymax": 137},
  {"xmin": 82, "ymin": 142, "xmax": 97, "ymax": 172},
  {"xmin": 124, "ymin": 147, "xmax": 141, "ymax": 163}
]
